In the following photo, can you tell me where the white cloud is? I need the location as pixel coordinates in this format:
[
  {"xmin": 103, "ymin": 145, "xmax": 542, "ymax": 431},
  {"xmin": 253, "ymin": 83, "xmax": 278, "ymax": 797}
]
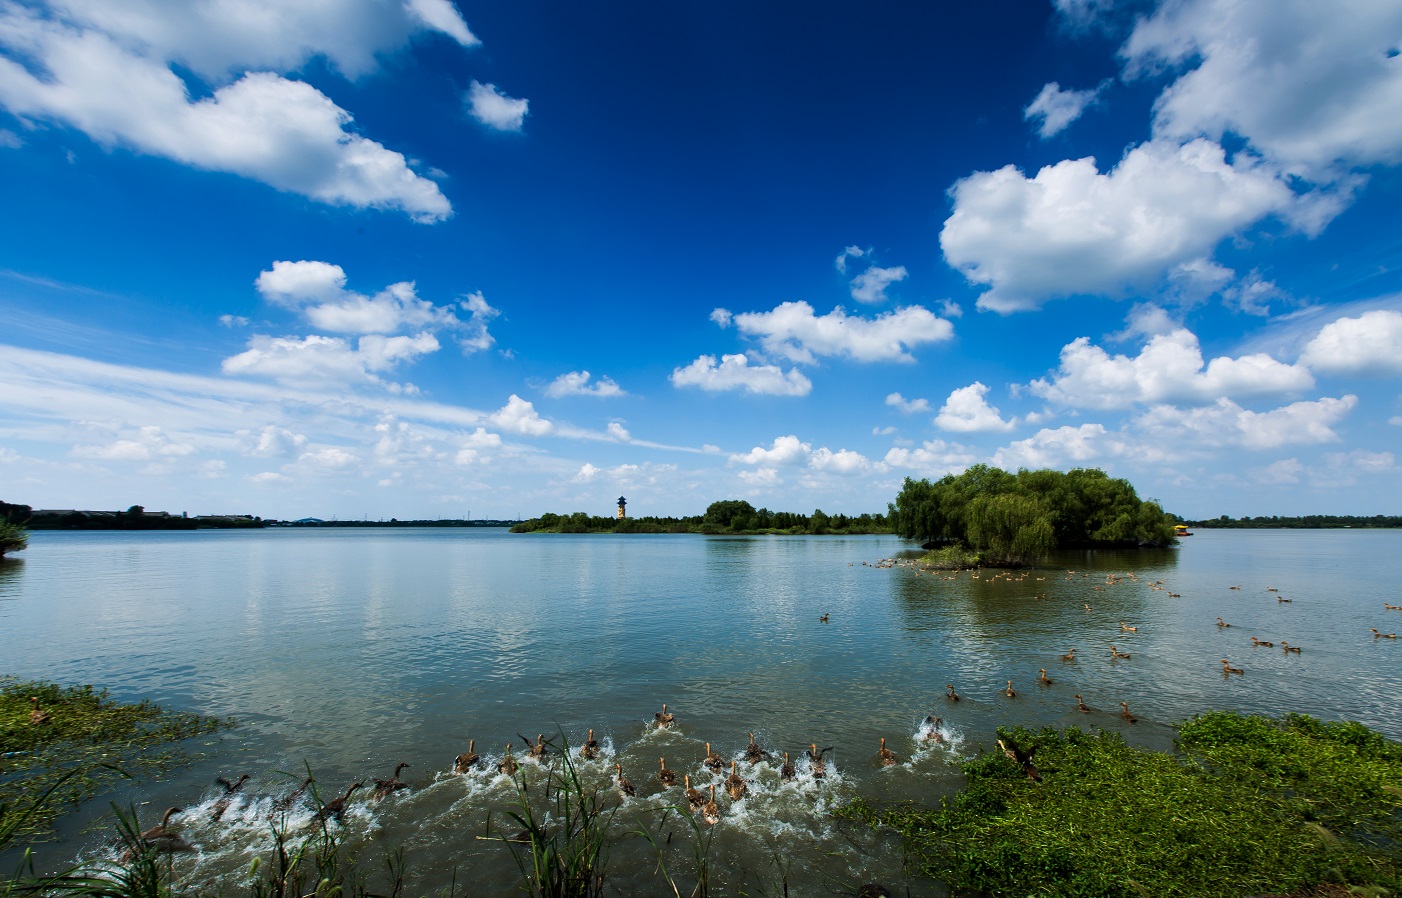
[
  {"xmin": 1029, "ymin": 329, "xmax": 1315, "ymax": 410},
  {"xmin": 218, "ymin": 314, "xmax": 249, "ymax": 328},
  {"xmin": 545, "ymin": 371, "xmax": 625, "ymax": 398},
  {"xmin": 731, "ymin": 435, "xmax": 811, "ymax": 466},
  {"xmin": 1124, "ymin": 0, "xmax": 1402, "ymax": 179},
  {"xmin": 1051, "ymin": 0, "xmax": 1118, "ymax": 32},
  {"xmin": 221, "ymin": 332, "xmax": 439, "ymax": 387},
  {"xmin": 457, "ymin": 291, "xmax": 499, "ymax": 353},
  {"xmin": 487, "ymin": 394, "xmax": 553, "ymax": 437},
  {"xmin": 300, "ymin": 447, "xmax": 358, "ymax": 468},
  {"xmin": 737, "ymin": 467, "xmax": 780, "ymax": 487},
  {"xmin": 0, "ymin": 8, "xmax": 452, "ymax": 221},
  {"xmin": 1253, "ymin": 458, "xmax": 1303, "ymax": 485},
  {"xmin": 243, "ymin": 425, "xmax": 308, "ymax": 458},
  {"xmin": 574, "ymin": 463, "xmax": 601, "ymax": 482},
  {"xmin": 992, "ymin": 423, "xmax": 1121, "ymax": 470},
  {"xmin": 940, "ymin": 139, "xmax": 1322, "ymax": 313},
  {"xmin": 256, "ymin": 261, "xmax": 459, "ymax": 334},
  {"xmin": 465, "ymin": 80, "xmax": 528, "ymax": 132},
  {"xmin": 849, "ymin": 265, "xmax": 908, "ymax": 304},
  {"xmin": 882, "ymin": 439, "xmax": 979, "ymax": 476},
  {"xmin": 1165, "ymin": 258, "xmax": 1235, "ymax": 307},
  {"xmin": 885, "ymin": 392, "xmax": 931, "ymax": 414},
  {"xmin": 1299, "ymin": 310, "xmax": 1402, "ymax": 375},
  {"xmin": 1133, "ymin": 395, "xmax": 1358, "ymax": 449},
  {"xmin": 404, "ymin": 0, "xmax": 480, "ymax": 49},
  {"xmin": 834, "ymin": 245, "xmax": 869, "ymax": 274},
  {"xmin": 935, "ymin": 382, "xmax": 1015, "ymax": 433},
  {"xmin": 249, "ymin": 471, "xmax": 290, "ymax": 485},
  {"xmin": 71, "ymin": 424, "xmax": 195, "ymax": 461},
  {"xmin": 1223, "ymin": 272, "xmax": 1286, "ymax": 317},
  {"xmin": 721, "ymin": 301, "xmax": 953, "ymax": 364},
  {"xmin": 606, "ymin": 422, "xmax": 631, "ymax": 442},
  {"xmin": 453, "ymin": 427, "xmax": 501, "ymax": 464},
  {"xmin": 809, "ymin": 447, "xmax": 870, "ymax": 474},
  {"xmin": 938, "ymin": 299, "xmax": 963, "ymax": 319},
  {"xmin": 1024, "ymin": 81, "xmax": 1103, "ymax": 138},
  {"xmin": 0, "ymin": 127, "xmax": 20, "ymax": 148},
  {"xmin": 670, "ymin": 353, "xmax": 812, "ymax": 396}
]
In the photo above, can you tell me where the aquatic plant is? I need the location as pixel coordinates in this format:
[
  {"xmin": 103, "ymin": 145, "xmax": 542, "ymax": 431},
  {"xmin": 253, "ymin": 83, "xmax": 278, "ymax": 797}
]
[{"xmin": 845, "ymin": 714, "xmax": 1402, "ymax": 898}]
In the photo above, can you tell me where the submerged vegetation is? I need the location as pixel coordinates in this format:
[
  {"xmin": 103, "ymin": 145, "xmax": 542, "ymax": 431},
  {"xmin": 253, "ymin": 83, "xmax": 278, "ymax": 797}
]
[
  {"xmin": 0, "ymin": 678, "xmax": 230, "ymax": 840},
  {"xmin": 891, "ymin": 465, "xmax": 1178, "ymax": 566},
  {"xmin": 846, "ymin": 712, "xmax": 1402, "ymax": 898},
  {"xmin": 511, "ymin": 500, "xmax": 892, "ymax": 535}
]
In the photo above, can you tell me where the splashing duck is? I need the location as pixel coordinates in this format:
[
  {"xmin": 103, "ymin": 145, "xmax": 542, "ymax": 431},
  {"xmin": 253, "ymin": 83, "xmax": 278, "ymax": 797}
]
[
  {"xmin": 372, "ymin": 762, "xmax": 411, "ymax": 800},
  {"xmin": 701, "ymin": 785, "xmax": 721, "ymax": 825},
  {"xmin": 581, "ymin": 729, "xmax": 601, "ymax": 760},
  {"xmin": 877, "ymin": 737, "xmax": 898, "ymax": 766},
  {"xmin": 744, "ymin": 732, "xmax": 769, "ymax": 764},
  {"xmin": 614, "ymin": 763, "xmax": 635, "ymax": 797},
  {"xmin": 780, "ymin": 752, "xmax": 796, "ymax": 781},
  {"xmin": 211, "ymin": 773, "xmax": 250, "ymax": 821},
  {"xmin": 657, "ymin": 757, "xmax": 677, "ymax": 787},
  {"xmin": 454, "ymin": 740, "xmax": 480, "ymax": 773},
  {"xmin": 725, "ymin": 761, "xmax": 747, "ymax": 800},
  {"xmin": 654, "ymin": 704, "xmax": 675, "ymax": 728},
  {"xmin": 498, "ymin": 745, "xmax": 518, "ymax": 776},
  {"xmin": 314, "ymin": 782, "xmax": 363, "ymax": 823},
  {"xmin": 684, "ymin": 774, "xmax": 705, "ymax": 811},
  {"xmin": 703, "ymin": 742, "xmax": 724, "ymax": 772}
]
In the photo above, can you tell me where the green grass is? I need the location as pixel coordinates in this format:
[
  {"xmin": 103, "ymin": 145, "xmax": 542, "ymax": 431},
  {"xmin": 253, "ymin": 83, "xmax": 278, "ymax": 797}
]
[
  {"xmin": 917, "ymin": 545, "xmax": 982, "ymax": 569},
  {"xmin": 843, "ymin": 714, "xmax": 1402, "ymax": 898},
  {"xmin": 0, "ymin": 678, "xmax": 231, "ymax": 840}
]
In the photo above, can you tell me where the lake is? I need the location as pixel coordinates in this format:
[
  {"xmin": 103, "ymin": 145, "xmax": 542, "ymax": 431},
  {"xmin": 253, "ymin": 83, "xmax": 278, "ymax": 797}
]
[{"xmin": 3, "ymin": 528, "xmax": 1400, "ymax": 895}]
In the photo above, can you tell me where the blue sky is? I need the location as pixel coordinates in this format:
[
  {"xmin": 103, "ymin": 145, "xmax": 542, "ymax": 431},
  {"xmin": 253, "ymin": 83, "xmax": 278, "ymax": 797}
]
[{"xmin": 1, "ymin": 0, "xmax": 1401, "ymax": 521}]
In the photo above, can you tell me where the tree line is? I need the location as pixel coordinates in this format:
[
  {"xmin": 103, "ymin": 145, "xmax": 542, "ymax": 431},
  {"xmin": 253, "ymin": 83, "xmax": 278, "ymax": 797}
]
[
  {"xmin": 510, "ymin": 500, "xmax": 892, "ymax": 535},
  {"xmin": 889, "ymin": 465, "xmax": 1178, "ymax": 566},
  {"xmin": 1189, "ymin": 514, "xmax": 1402, "ymax": 529}
]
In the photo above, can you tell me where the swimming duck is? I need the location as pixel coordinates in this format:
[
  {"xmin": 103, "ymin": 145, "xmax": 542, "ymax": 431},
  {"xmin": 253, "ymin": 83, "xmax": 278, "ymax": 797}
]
[
  {"xmin": 1038, "ymin": 668, "xmax": 1053, "ymax": 686},
  {"xmin": 1277, "ymin": 597, "xmax": 1292, "ymax": 603},
  {"xmin": 315, "ymin": 782, "xmax": 363, "ymax": 823},
  {"xmin": 922, "ymin": 716, "xmax": 945, "ymax": 743},
  {"xmin": 1221, "ymin": 659, "xmax": 1244, "ymax": 675},
  {"xmin": 1004, "ymin": 680, "xmax": 1017, "ymax": 698},
  {"xmin": 28, "ymin": 697, "xmax": 49, "ymax": 726},
  {"xmin": 498, "ymin": 745, "xmax": 518, "ymax": 776},
  {"xmin": 1120, "ymin": 622, "xmax": 1138, "ymax": 632},
  {"xmin": 269, "ymin": 777, "xmax": 313, "ymax": 818},
  {"xmin": 654, "ymin": 704, "xmax": 675, "ymax": 728},
  {"xmin": 525, "ymin": 733, "xmax": 549, "ymax": 760},
  {"xmin": 701, "ymin": 785, "xmax": 721, "ymax": 825},
  {"xmin": 1216, "ymin": 618, "xmax": 1231, "ymax": 628},
  {"xmin": 658, "ymin": 757, "xmax": 677, "ymax": 787},
  {"xmin": 1110, "ymin": 645, "xmax": 1131, "ymax": 659},
  {"xmin": 1372, "ymin": 628, "xmax": 1398, "ymax": 639},
  {"xmin": 877, "ymin": 737, "xmax": 898, "ymax": 766},
  {"xmin": 372, "ymin": 762, "xmax": 411, "ymax": 800},
  {"xmin": 725, "ymin": 761, "xmax": 747, "ymax": 799},
  {"xmin": 211, "ymin": 773, "xmax": 250, "ymax": 821},
  {"xmin": 1060, "ymin": 648, "xmax": 1076, "ymax": 662},
  {"xmin": 581, "ymin": 729, "xmax": 601, "ymax": 760},
  {"xmin": 1075, "ymin": 694, "xmax": 1092, "ymax": 713},
  {"xmin": 806, "ymin": 743, "xmax": 831, "ymax": 779},
  {"xmin": 745, "ymin": 732, "xmax": 768, "ymax": 764},
  {"xmin": 133, "ymin": 807, "xmax": 194, "ymax": 857},
  {"xmin": 780, "ymin": 751, "xmax": 796, "ymax": 781},
  {"xmin": 615, "ymin": 763, "xmax": 635, "ymax": 797},
  {"xmin": 684, "ymin": 774, "xmax": 704, "ymax": 811},
  {"xmin": 1385, "ymin": 603, "xmax": 1402, "ymax": 611},
  {"xmin": 1229, "ymin": 585, "xmax": 1241, "ymax": 590},
  {"xmin": 455, "ymin": 740, "xmax": 480, "ymax": 773},
  {"xmin": 946, "ymin": 683, "xmax": 960, "ymax": 701},
  {"xmin": 703, "ymin": 742, "xmax": 724, "ymax": 772},
  {"xmin": 1120, "ymin": 702, "xmax": 1138, "ymax": 724},
  {"xmin": 1084, "ymin": 603, "xmax": 1093, "ymax": 612},
  {"xmin": 1250, "ymin": 636, "xmax": 1274, "ymax": 647},
  {"xmin": 140, "ymin": 807, "xmax": 184, "ymax": 844},
  {"xmin": 1281, "ymin": 642, "xmax": 1302, "ymax": 653}
]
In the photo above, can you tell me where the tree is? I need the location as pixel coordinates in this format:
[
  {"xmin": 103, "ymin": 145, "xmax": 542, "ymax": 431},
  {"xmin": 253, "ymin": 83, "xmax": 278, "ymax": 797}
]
[
  {"xmin": 703, "ymin": 500, "xmax": 756, "ymax": 531},
  {"xmin": 966, "ymin": 494, "xmax": 1055, "ymax": 566},
  {"xmin": 0, "ymin": 521, "xmax": 28, "ymax": 558}
]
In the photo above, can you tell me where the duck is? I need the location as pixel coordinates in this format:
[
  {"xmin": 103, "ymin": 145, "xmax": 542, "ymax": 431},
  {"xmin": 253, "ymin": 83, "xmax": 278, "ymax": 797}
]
[
  {"xmin": 28, "ymin": 696, "xmax": 50, "ymax": 726},
  {"xmin": 658, "ymin": 757, "xmax": 676, "ymax": 787},
  {"xmin": 780, "ymin": 751, "xmax": 796, "ymax": 781},
  {"xmin": 1277, "ymin": 597, "xmax": 1292, "ymax": 603},
  {"xmin": 922, "ymin": 716, "xmax": 946, "ymax": 743},
  {"xmin": 1281, "ymin": 642, "xmax": 1302, "ymax": 653},
  {"xmin": 1038, "ymin": 668, "xmax": 1053, "ymax": 686},
  {"xmin": 1110, "ymin": 645, "xmax": 1131, "ymax": 659},
  {"xmin": 1221, "ymin": 659, "xmax": 1244, "ymax": 675},
  {"xmin": 581, "ymin": 729, "xmax": 601, "ymax": 760},
  {"xmin": 877, "ymin": 737, "xmax": 898, "ymax": 766},
  {"xmin": 1385, "ymin": 603, "xmax": 1402, "ymax": 611},
  {"xmin": 744, "ymin": 732, "xmax": 768, "ymax": 764},
  {"xmin": 139, "ymin": 807, "xmax": 184, "ymax": 844},
  {"xmin": 372, "ymin": 762, "xmax": 411, "ymax": 800},
  {"xmin": 1216, "ymin": 618, "xmax": 1231, "ymax": 628},
  {"xmin": 1120, "ymin": 622, "xmax": 1138, "ymax": 632},
  {"xmin": 1075, "ymin": 694, "xmax": 1092, "ymax": 713},
  {"xmin": 131, "ymin": 807, "xmax": 194, "ymax": 858},
  {"xmin": 1060, "ymin": 648, "xmax": 1076, "ymax": 662},
  {"xmin": 498, "ymin": 745, "xmax": 518, "ymax": 776},
  {"xmin": 614, "ymin": 763, "xmax": 635, "ymax": 797},
  {"xmin": 211, "ymin": 773, "xmax": 250, "ymax": 821},
  {"xmin": 1267, "ymin": 586, "xmax": 1278, "ymax": 592},
  {"xmin": 819, "ymin": 613, "xmax": 829, "ymax": 623},
  {"xmin": 1250, "ymin": 636, "xmax": 1274, "ymax": 647},
  {"xmin": 269, "ymin": 776, "xmax": 313, "ymax": 818},
  {"xmin": 1120, "ymin": 702, "xmax": 1138, "ymax": 724},
  {"xmin": 725, "ymin": 761, "xmax": 747, "ymax": 799},
  {"xmin": 454, "ymin": 740, "xmax": 480, "ymax": 773},
  {"xmin": 703, "ymin": 742, "xmax": 724, "ymax": 772},
  {"xmin": 1229, "ymin": 585, "xmax": 1241, "ymax": 590},
  {"xmin": 996, "ymin": 736, "xmax": 1041, "ymax": 782},
  {"xmin": 315, "ymin": 782, "xmax": 363, "ymax": 823},
  {"xmin": 524, "ymin": 733, "xmax": 549, "ymax": 760},
  {"xmin": 1372, "ymin": 628, "xmax": 1398, "ymax": 639},
  {"xmin": 653, "ymin": 704, "xmax": 675, "ymax": 728},
  {"xmin": 1004, "ymin": 680, "xmax": 1017, "ymax": 698},
  {"xmin": 1084, "ymin": 603, "xmax": 1093, "ymax": 612},
  {"xmin": 1168, "ymin": 592, "xmax": 1181, "ymax": 598},
  {"xmin": 701, "ymin": 785, "xmax": 721, "ymax": 825},
  {"xmin": 946, "ymin": 683, "xmax": 960, "ymax": 701},
  {"xmin": 684, "ymin": 775, "xmax": 705, "ymax": 811},
  {"xmin": 806, "ymin": 743, "xmax": 831, "ymax": 779}
]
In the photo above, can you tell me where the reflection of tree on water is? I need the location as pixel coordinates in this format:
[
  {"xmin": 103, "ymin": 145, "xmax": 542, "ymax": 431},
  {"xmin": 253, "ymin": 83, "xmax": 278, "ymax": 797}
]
[{"xmin": 0, "ymin": 555, "xmax": 24, "ymax": 596}]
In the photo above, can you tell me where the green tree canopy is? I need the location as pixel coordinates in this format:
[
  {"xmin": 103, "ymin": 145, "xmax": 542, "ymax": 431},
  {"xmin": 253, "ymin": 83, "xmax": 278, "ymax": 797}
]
[{"xmin": 0, "ymin": 520, "xmax": 28, "ymax": 558}]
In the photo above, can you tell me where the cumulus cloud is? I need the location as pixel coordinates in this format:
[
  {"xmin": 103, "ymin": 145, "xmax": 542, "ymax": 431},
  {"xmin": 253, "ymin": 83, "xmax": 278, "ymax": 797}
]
[
  {"xmin": 1299, "ymin": 310, "xmax": 1402, "ymax": 375},
  {"xmin": 487, "ymin": 395, "xmax": 553, "ymax": 437},
  {"xmin": 1029, "ymin": 329, "xmax": 1315, "ymax": 409},
  {"xmin": 300, "ymin": 446, "xmax": 358, "ymax": 468},
  {"xmin": 1123, "ymin": 0, "xmax": 1402, "ymax": 179},
  {"xmin": 729, "ymin": 435, "xmax": 871, "ymax": 476},
  {"xmin": 849, "ymin": 265, "xmax": 908, "ymax": 304},
  {"xmin": 940, "ymin": 139, "xmax": 1322, "ymax": 313},
  {"xmin": 465, "ymin": 80, "xmax": 528, "ymax": 132},
  {"xmin": 256, "ymin": 261, "xmax": 459, "ymax": 334},
  {"xmin": 670, "ymin": 354, "xmax": 812, "ymax": 396},
  {"xmin": 731, "ymin": 435, "xmax": 811, "ymax": 466},
  {"xmin": 992, "ymin": 423, "xmax": 1115, "ymax": 470},
  {"xmin": 938, "ymin": 299, "xmax": 963, "ymax": 319},
  {"xmin": 453, "ymin": 427, "xmax": 502, "ymax": 464},
  {"xmin": 809, "ymin": 447, "xmax": 871, "ymax": 474},
  {"xmin": 219, "ymin": 314, "xmax": 250, "ymax": 328},
  {"xmin": 243, "ymin": 425, "xmax": 308, "ymax": 458},
  {"xmin": 71, "ymin": 425, "xmax": 195, "ymax": 461},
  {"xmin": 885, "ymin": 392, "xmax": 931, "ymax": 414},
  {"xmin": 834, "ymin": 245, "xmax": 869, "ymax": 274},
  {"xmin": 1024, "ymin": 81, "xmax": 1104, "ymax": 138},
  {"xmin": 221, "ymin": 332, "xmax": 439, "ymax": 387},
  {"xmin": 1253, "ymin": 458, "xmax": 1304, "ymax": 485},
  {"xmin": 0, "ymin": 127, "xmax": 21, "ymax": 148},
  {"xmin": 1133, "ymin": 395, "xmax": 1358, "ymax": 449},
  {"xmin": 606, "ymin": 422, "xmax": 631, "ymax": 442},
  {"xmin": 405, "ymin": 0, "xmax": 480, "ymax": 49},
  {"xmin": 0, "ymin": 5, "xmax": 452, "ymax": 221},
  {"xmin": 935, "ymin": 382, "xmax": 1016, "ymax": 433},
  {"xmin": 882, "ymin": 439, "xmax": 979, "ymax": 476},
  {"xmin": 545, "ymin": 370, "xmax": 625, "ymax": 398},
  {"xmin": 718, "ymin": 301, "xmax": 953, "ymax": 364},
  {"xmin": 573, "ymin": 463, "xmax": 601, "ymax": 482},
  {"xmin": 457, "ymin": 292, "xmax": 499, "ymax": 353}
]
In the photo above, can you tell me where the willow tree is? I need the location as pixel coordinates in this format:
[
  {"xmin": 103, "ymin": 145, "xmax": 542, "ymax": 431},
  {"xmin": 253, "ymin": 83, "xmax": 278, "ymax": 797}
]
[
  {"xmin": 966, "ymin": 493, "xmax": 1056, "ymax": 566},
  {"xmin": 0, "ymin": 521, "xmax": 27, "ymax": 558}
]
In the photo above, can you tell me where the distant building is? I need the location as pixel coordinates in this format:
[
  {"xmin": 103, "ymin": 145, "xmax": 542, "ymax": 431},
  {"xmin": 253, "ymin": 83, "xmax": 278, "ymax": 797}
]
[{"xmin": 617, "ymin": 496, "xmax": 627, "ymax": 519}]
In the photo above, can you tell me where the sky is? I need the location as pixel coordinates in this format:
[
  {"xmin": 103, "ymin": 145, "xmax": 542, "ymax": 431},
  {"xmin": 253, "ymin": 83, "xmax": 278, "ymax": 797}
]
[{"xmin": 1, "ymin": 0, "xmax": 1401, "ymax": 522}]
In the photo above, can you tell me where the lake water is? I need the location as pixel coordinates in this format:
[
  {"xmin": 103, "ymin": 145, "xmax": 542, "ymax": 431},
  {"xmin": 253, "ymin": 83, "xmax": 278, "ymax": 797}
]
[{"xmin": 3, "ymin": 528, "xmax": 1401, "ymax": 895}]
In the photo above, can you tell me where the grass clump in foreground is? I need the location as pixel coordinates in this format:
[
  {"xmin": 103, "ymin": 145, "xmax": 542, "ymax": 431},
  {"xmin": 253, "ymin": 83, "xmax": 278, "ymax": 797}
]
[
  {"xmin": 917, "ymin": 545, "xmax": 982, "ymax": 570},
  {"xmin": 843, "ymin": 713, "xmax": 1402, "ymax": 898},
  {"xmin": 0, "ymin": 678, "xmax": 231, "ymax": 841}
]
